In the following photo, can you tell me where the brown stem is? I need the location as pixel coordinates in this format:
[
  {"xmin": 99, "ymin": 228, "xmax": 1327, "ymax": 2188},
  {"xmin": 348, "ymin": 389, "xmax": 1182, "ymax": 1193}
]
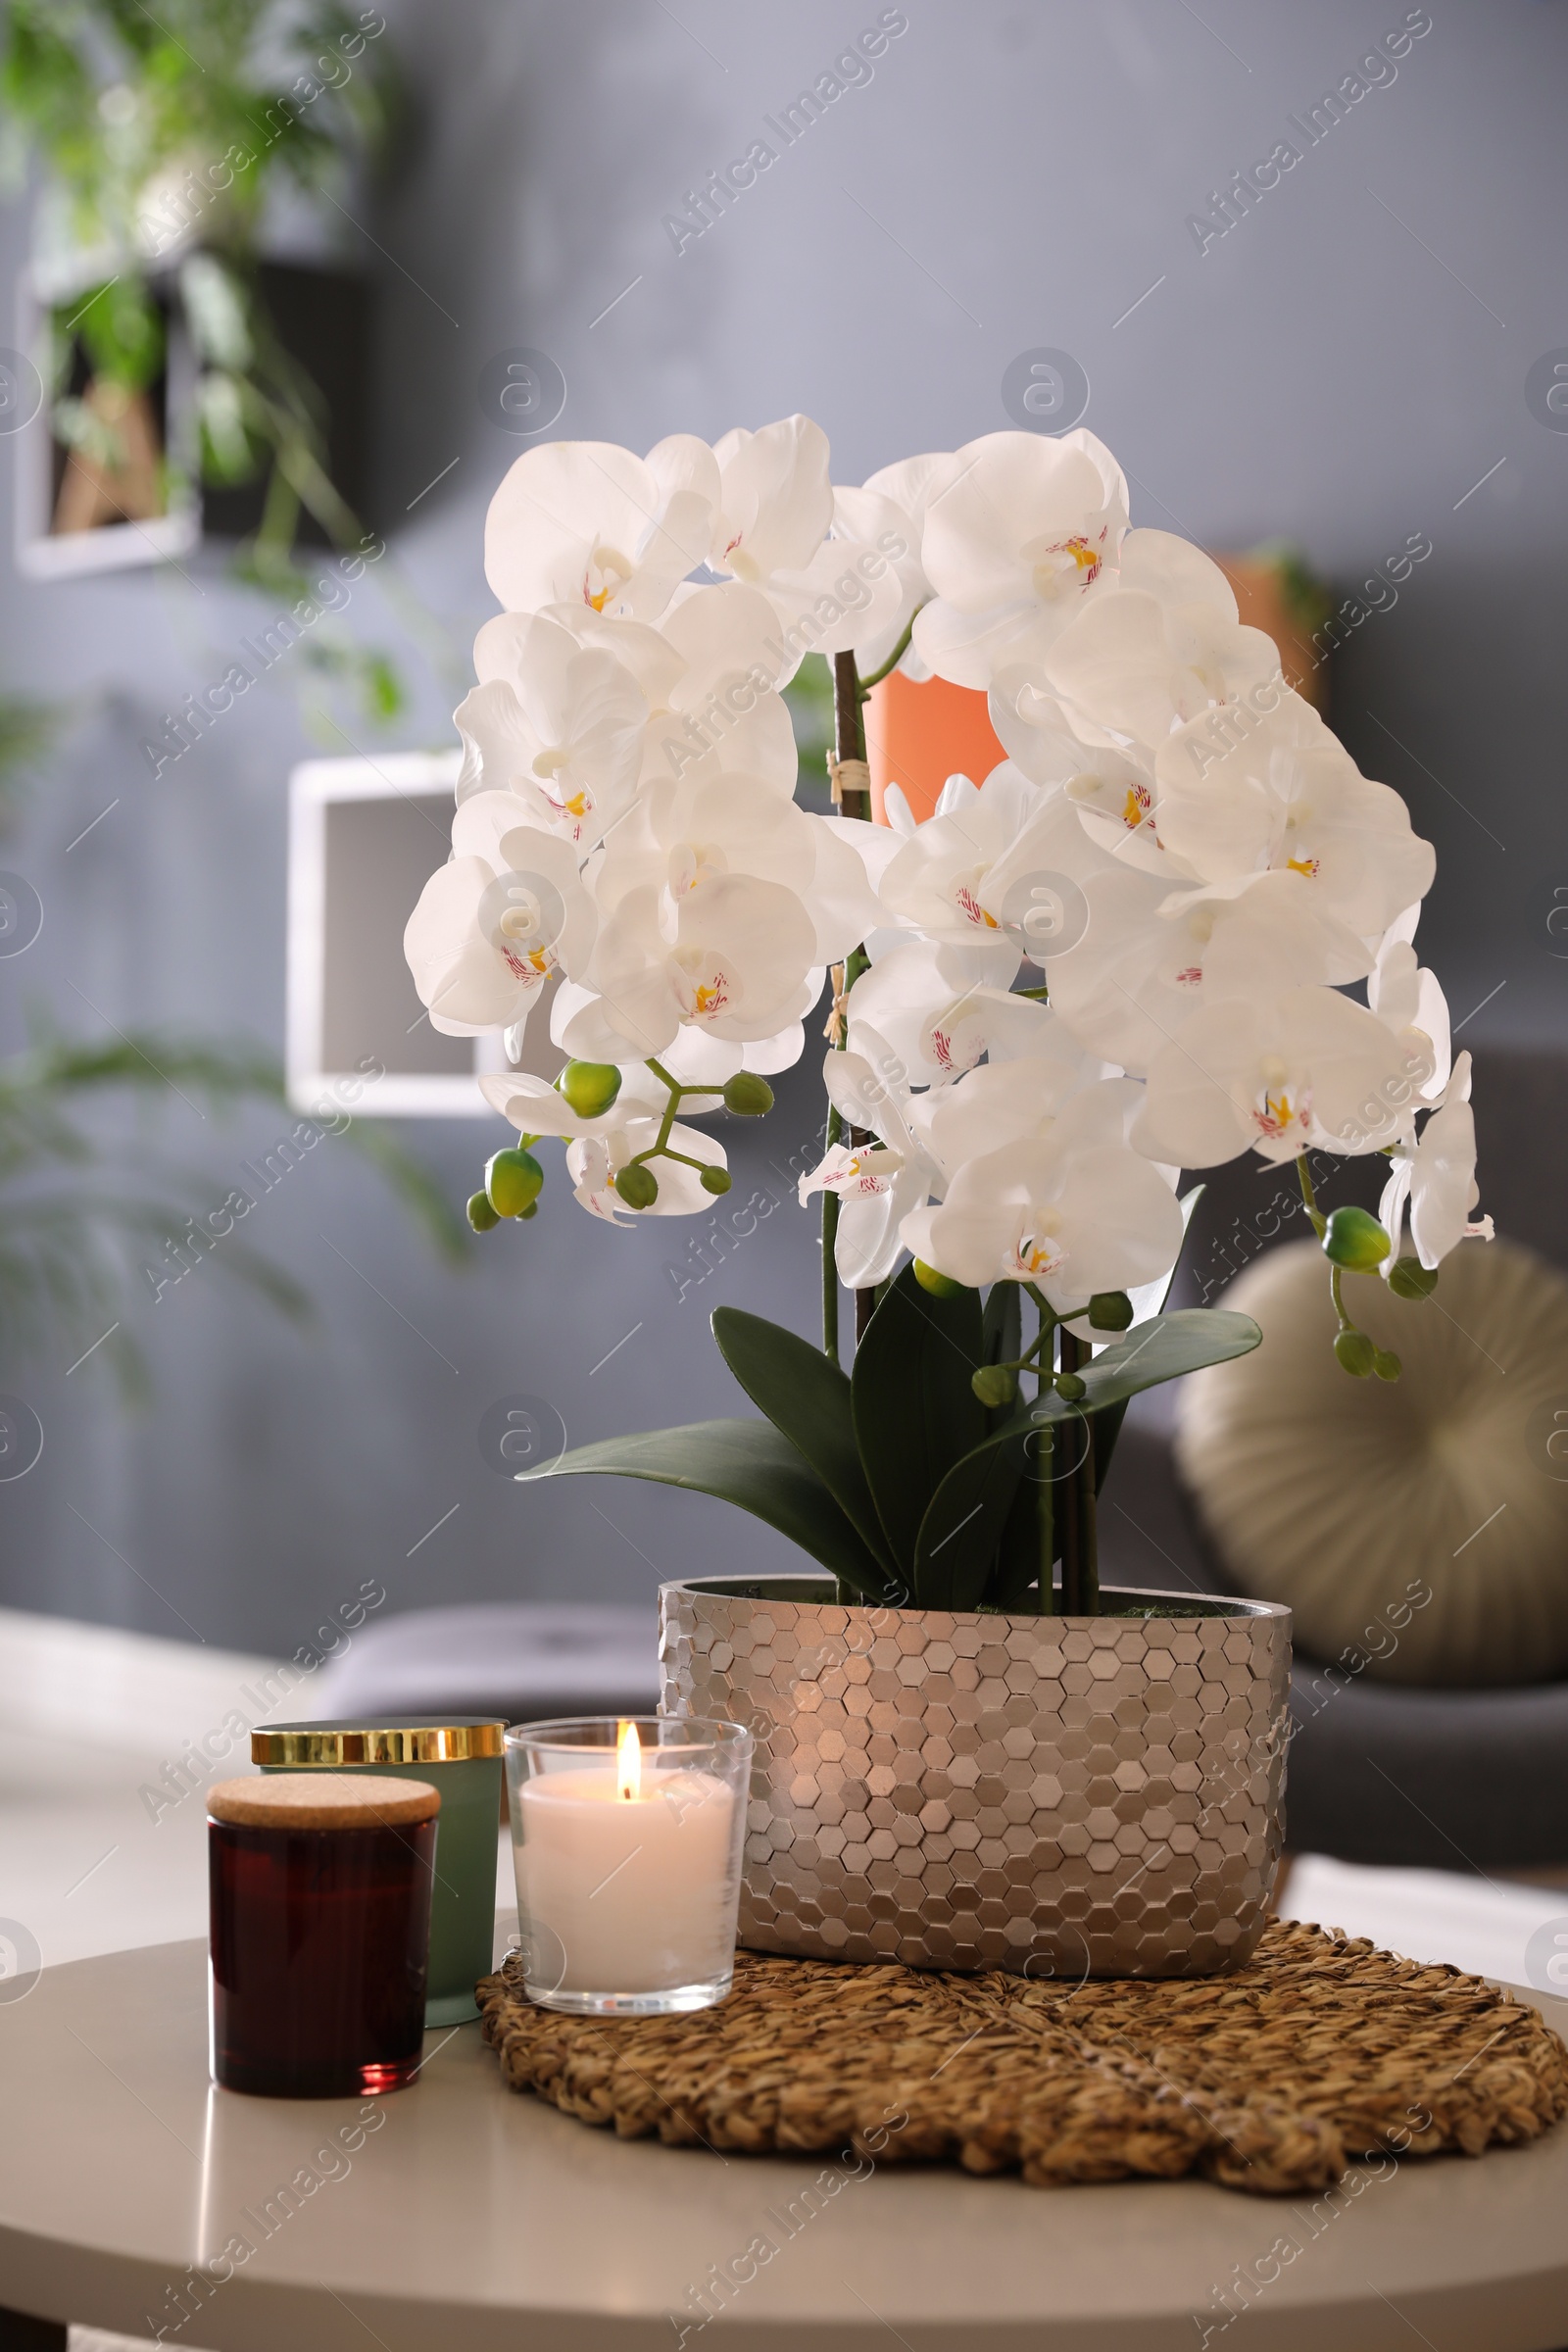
[{"xmin": 833, "ymin": 650, "xmax": 871, "ymax": 819}]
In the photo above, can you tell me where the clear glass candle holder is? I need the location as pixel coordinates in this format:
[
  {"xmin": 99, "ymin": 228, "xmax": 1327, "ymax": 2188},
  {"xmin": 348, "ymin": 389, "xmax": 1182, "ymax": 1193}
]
[{"xmin": 505, "ymin": 1716, "xmax": 752, "ymax": 2015}]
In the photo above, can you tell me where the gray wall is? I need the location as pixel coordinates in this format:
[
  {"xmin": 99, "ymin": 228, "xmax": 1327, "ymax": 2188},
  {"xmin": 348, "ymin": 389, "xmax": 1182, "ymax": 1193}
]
[{"xmin": 2, "ymin": 0, "xmax": 1564, "ymax": 1655}]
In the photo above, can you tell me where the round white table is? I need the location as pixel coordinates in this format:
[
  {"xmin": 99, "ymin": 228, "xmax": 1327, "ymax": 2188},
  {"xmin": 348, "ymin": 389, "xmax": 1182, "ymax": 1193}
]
[{"xmin": 3, "ymin": 1936, "xmax": 1568, "ymax": 2351}]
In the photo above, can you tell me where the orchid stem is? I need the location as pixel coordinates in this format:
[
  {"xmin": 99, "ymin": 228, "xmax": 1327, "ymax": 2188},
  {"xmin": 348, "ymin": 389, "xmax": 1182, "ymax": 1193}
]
[
  {"xmin": 855, "ymin": 607, "xmax": 923, "ymax": 695},
  {"xmin": 1295, "ymin": 1151, "xmax": 1327, "ymax": 1240}
]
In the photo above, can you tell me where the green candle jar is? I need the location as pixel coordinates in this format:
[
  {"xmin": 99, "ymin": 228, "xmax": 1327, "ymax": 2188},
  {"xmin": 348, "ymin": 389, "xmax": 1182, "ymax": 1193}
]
[{"xmin": 252, "ymin": 1718, "xmax": 504, "ymax": 2026}]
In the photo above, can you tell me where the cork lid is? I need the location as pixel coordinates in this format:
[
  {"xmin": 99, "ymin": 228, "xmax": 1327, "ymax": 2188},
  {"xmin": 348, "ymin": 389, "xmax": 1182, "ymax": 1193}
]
[{"xmin": 208, "ymin": 1772, "xmax": 440, "ymax": 1830}]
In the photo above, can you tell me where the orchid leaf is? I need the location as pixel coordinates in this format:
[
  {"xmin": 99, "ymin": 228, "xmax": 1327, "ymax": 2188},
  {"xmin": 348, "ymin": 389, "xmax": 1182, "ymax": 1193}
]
[
  {"xmin": 852, "ymin": 1264, "xmax": 985, "ymax": 1578},
  {"xmin": 913, "ymin": 1426, "xmax": 1028, "ymax": 1612},
  {"xmin": 1093, "ymin": 1185, "xmax": 1206, "ymax": 1491},
  {"xmin": 521, "ymin": 1418, "xmax": 889, "ymax": 1600},
  {"xmin": 711, "ymin": 1305, "xmax": 894, "ymax": 1575}
]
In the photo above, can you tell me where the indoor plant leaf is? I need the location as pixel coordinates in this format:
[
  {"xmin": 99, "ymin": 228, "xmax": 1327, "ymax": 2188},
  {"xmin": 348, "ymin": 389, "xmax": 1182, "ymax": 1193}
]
[
  {"xmin": 521, "ymin": 1418, "xmax": 889, "ymax": 1600},
  {"xmin": 1092, "ymin": 1185, "xmax": 1206, "ymax": 1492},
  {"xmin": 711, "ymin": 1304, "xmax": 895, "ymax": 1575},
  {"xmin": 912, "ymin": 1427, "xmax": 1028, "ymax": 1612},
  {"xmin": 852, "ymin": 1264, "xmax": 986, "ymax": 1578}
]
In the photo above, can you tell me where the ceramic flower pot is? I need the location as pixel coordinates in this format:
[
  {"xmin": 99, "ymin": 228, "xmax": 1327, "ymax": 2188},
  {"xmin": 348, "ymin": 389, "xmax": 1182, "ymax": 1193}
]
[{"xmin": 659, "ymin": 1576, "xmax": 1291, "ymax": 1980}]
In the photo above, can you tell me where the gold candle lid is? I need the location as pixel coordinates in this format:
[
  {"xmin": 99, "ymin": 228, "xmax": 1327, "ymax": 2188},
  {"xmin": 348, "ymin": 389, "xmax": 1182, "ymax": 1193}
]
[
  {"xmin": 209, "ymin": 1773, "xmax": 440, "ymax": 1829},
  {"xmin": 251, "ymin": 1718, "xmax": 505, "ymax": 1767}
]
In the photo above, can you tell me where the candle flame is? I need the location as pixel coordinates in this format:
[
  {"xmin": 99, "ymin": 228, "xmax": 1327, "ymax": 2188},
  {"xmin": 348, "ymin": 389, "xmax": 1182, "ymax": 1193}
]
[{"xmin": 615, "ymin": 1718, "xmax": 641, "ymax": 1802}]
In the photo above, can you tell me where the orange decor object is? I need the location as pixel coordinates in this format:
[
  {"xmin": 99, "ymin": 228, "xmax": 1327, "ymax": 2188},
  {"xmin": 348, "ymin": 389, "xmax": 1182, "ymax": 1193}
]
[
  {"xmin": 1215, "ymin": 555, "xmax": 1331, "ymax": 714},
  {"xmin": 864, "ymin": 668, "xmax": 1005, "ymax": 827}
]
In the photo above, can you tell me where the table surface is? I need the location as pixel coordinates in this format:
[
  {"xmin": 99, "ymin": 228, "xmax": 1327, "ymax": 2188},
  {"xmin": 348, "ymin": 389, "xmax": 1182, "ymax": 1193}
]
[{"xmin": 3, "ymin": 1935, "xmax": 1568, "ymax": 2352}]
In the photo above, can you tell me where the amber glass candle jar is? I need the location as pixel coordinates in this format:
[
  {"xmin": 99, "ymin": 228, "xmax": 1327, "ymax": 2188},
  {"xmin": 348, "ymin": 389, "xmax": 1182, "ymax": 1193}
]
[{"xmin": 208, "ymin": 1773, "xmax": 439, "ymax": 2098}]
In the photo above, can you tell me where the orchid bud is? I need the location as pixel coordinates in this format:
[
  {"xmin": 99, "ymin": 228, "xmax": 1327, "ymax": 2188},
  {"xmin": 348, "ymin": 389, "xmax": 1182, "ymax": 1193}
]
[
  {"xmin": 1088, "ymin": 1291, "xmax": 1134, "ymax": 1332},
  {"xmin": 466, "ymin": 1190, "xmax": 500, "ymax": 1233},
  {"xmin": 1389, "ymin": 1255, "xmax": 1439, "ymax": 1301},
  {"xmin": 485, "ymin": 1147, "xmax": 543, "ymax": 1218},
  {"xmin": 700, "ymin": 1166, "xmax": 731, "ymax": 1196},
  {"xmin": 722, "ymin": 1072, "xmax": 774, "ymax": 1116},
  {"xmin": 912, "ymin": 1259, "xmax": 963, "ymax": 1298},
  {"xmin": 1334, "ymin": 1330, "xmax": 1376, "ymax": 1378},
  {"xmin": 613, "ymin": 1162, "xmax": 658, "ymax": 1209},
  {"xmin": 1322, "ymin": 1206, "xmax": 1392, "ymax": 1272},
  {"xmin": 1054, "ymin": 1371, "xmax": 1086, "ymax": 1401},
  {"xmin": 557, "ymin": 1060, "xmax": 621, "ymax": 1118},
  {"xmin": 971, "ymin": 1365, "xmax": 1016, "ymax": 1407},
  {"xmin": 1373, "ymin": 1349, "xmax": 1402, "ymax": 1382},
  {"xmin": 519, "ymin": 1200, "xmax": 538, "ymax": 1220}
]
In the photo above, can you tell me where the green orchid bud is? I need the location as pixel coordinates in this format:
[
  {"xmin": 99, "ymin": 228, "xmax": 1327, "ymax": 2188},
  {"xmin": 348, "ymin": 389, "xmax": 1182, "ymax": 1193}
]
[
  {"xmin": 485, "ymin": 1146, "xmax": 543, "ymax": 1218},
  {"xmin": 912, "ymin": 1259, "xmax": 963, "ymax": 1298},
  {"xmin": 1088, "ymin": 1291, "xmax": 1134, "ymax": 1332},
  {"xmin": 613, "ymin": 1161, "xmax": 658, "ymax": 1209},
  {"xmin": 700, "ymin": 1166, "xmax": 732, "ymax": 1196},
  {"xmin": 1389, "ymin": 1255, "xmax": 1439, "ymax": 1301},
  {"xmin": 971, "ymin": 1364, "xmax": 1017, "ymax": 1408},
  {"xmin": 556, "ymin": 1060, "xmax": 621, "ymax": 1118},
  {"xmin": 466, "ymin": 1191, "xmax": 501, "ymax": 1234},
  {"xmin": 1054, "ymin": 1371, "xmax": 1087, "ymax": 1402},
  {"xmin": 1373, "ymin": 1348, "xmax": 1402, "ymax": 1382},
  {"xmin": 1322, "ymin": 1205, "xmax": 1392, "ymax": 1272},
  {"xmin": 1334, "ymin": 1329, "xmax": 1376, "ymax": 1378},
  {"xmin": 519, "ymin": 1200, "xmax": 538, "ymax": 1220},
  {"xmin": 721, "ymin": 1071, "xmax": 775, "ymax": 1116}
]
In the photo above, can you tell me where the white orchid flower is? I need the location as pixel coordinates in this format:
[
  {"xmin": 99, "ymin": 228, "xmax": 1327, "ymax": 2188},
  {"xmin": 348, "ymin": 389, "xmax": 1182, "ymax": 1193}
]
[
  {"xmin": 834, "ymin": 451, "xmax": 959, "ymax": 671},
  {"xmin": 403, "ymin": 805, "xmax": 593, "ymax": 1038},
  {"xmin": 484, "ymin": 434, "xmax": 717, "ymax": 621},
  {"xmin": 1045, "ymin": 866, "xmax": 1373, "ymax": 1078},
  {"xmin": 877, "ymin": 760, "xmax": 1045, "ymax": 955},
  {"xmin": 901, "ymin": 1088, "xmax": 1184, "ymax": 1310},
  {"xmin": 591, "ymin": 773, "xmax": 881, "ymax": 968},
  {"xmin": 639, "ymin": 580, "xmax": 800, "ymax": 792},
  {"xmin": 1042, "ymin": 589, "xmax": 1281, "ymax": 772},
  {"xmin": 567, "ymin": 1118, "xmax": 728, "ymax": 1225},
  {"xmin": 1367, "ymin": 904, "xmax": 1451, "ymax": 1102},
  {"xmin": 457, "ymin": 613, "xmax": 647, "ymax": 846},
  {"xmin": 797, "ymin": 1048, "xmax": 940, "ymax": 1288},
  {"xmin": 558, "ymin": 871, "xmax": 820, "ymax": 1062},
  {"xmin": 846, "ymin": 940, "xmax": 1059, "ymax": 1085},
  {"xmin": 987, "ymin": 671, "xmax": 1181, "ymax": 881},
  {"xmin": 1132, "ymin": 984, "xmax": 1435, "ymax": 1168},
  {"xmin": 1154, "ymin": 688, "xmax": 1435, "ymax": 937},
  {"xmin": 702, "ymin": 416, "xmax": 900, "ymax": 664},
  {"xmin": 906, "ymin": 1056, "xmax": 1123, "ymax": 1182},
  {"xmin": 912, "ymin": 428, "xmax": 1130, "ymax": 689},
  {"xmin": 1377, "ymin": 1052, "xmax": 1494, "ymax": 1270}
]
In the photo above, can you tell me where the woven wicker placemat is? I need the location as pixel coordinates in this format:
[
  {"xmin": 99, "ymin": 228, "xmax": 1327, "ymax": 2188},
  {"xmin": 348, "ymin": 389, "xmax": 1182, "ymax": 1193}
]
[{"xmin": 477, "ymin": 1918, "xmax": 1568, "ymax": 2196}]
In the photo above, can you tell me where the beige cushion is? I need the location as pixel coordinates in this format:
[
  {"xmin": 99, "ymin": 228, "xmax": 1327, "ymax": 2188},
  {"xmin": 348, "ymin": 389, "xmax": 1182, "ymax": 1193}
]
[{"xmin": 1175, "ymin": 1237, "xmax": 1568, "ymax": 1686}]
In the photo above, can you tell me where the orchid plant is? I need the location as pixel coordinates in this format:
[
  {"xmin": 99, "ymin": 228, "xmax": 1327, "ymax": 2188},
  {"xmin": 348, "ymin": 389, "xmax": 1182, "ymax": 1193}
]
[{"xmin": 404, "ymin": 416, "xmax": 1490, "ymax": 1615}]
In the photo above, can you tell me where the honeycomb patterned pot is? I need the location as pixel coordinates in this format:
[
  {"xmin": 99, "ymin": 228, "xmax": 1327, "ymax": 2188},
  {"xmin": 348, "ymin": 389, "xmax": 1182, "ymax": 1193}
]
[{"xmin": 659, "ymin": 1576, "xmax": 1291, "ymax": 1980}]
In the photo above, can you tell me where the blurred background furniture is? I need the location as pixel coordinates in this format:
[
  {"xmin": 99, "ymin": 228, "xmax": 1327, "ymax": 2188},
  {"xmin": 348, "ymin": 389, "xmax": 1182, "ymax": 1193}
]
[
  {"xmin": 1099, "ymin": 1043, "xmax": 1568, "ymax": 1878},
  {"xmin": 312, "ymin": 1600, "xmax": 662, "ymax": 1728}
]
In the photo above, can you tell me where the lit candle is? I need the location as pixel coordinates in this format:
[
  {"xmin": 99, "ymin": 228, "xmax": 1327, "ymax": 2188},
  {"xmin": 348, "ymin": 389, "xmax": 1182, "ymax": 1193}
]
[{"xmin": 507, "ymin": 1718, "xmax": 751, "ymax": 2014}]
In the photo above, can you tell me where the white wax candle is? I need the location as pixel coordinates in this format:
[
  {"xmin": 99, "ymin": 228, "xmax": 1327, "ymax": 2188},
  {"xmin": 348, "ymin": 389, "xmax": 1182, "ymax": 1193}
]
[{"xmin": 515, "ymin": 1766, "xmax": 740, "ymax": 1994}]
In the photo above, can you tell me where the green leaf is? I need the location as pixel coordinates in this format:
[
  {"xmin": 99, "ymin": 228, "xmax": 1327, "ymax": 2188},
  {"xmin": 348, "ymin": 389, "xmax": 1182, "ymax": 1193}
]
[
  {"xmin": 711, "ymin": 1306, "xmax": 895, "ymax": 1575},
  {"xmin": 981, "ymin": 1282, "xmax": 1021, "ymax": 1434},
  {"xmin": 522, "ymin": 1419, "xmax": 889, "ymax": 1600},
  {"xmin": 852, "ymin": 1264, "xmax": 986, "ymax": 1579},
  {"xmin": 913, "ymin": 1427, "xmax": 1028, "ymax": 1611},
  {"xmin": 1094, "ymin": 1185, "xmax": 1207, "ymax": 1492},
  {"xmin": 933, "ymin": 1308, "xmax": 1263, "ymax": 1491}
]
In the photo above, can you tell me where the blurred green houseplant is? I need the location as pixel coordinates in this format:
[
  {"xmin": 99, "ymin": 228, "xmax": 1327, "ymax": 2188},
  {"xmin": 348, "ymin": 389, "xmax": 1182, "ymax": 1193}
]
[
  {"xmin": 0, "ymin": 0, "xmax": 407, "ymax": 714},
  {"xmin": 0, "ymin": 694, "xmax": 467, "ymax": 1396}
]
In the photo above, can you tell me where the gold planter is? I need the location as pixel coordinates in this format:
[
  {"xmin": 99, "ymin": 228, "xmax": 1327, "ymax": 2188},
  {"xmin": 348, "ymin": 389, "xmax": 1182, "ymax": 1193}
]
[{"xmin": 659, "ymin": 1576, "xmax": 1290, "ymax": 1980}]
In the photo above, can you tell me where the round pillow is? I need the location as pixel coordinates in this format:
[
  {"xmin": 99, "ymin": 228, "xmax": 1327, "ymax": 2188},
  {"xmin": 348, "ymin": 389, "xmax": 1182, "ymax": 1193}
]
[{"xmin": 1174, "ymin": 1236, "xmax": 1568, "ymax": 1687}]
